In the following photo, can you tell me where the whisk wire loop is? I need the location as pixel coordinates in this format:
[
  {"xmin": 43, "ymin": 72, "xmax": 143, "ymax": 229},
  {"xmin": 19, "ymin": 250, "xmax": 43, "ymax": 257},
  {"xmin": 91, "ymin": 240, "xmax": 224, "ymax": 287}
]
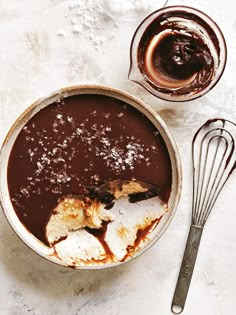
[{"xmin": 192, "ymin": 127, "xmax": 235, "ymax": 227}]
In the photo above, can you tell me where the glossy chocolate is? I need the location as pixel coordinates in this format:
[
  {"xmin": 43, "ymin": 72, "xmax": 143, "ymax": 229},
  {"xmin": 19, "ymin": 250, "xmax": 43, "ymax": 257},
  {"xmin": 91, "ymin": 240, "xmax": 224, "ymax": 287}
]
[
  {"xmin": 85, "ymin": 221, "xmax": 114, "ymax": 261},
  {"xmin": 7, "ymin": 94, "xmax": 172, "ymax": 245},
  {"xmin": 138, "ymin": 10, "xmax": 219, "ymax": 95},
  {"xmin": 121, "ymin": 216, "xmax": 162, "ymax": 262}
]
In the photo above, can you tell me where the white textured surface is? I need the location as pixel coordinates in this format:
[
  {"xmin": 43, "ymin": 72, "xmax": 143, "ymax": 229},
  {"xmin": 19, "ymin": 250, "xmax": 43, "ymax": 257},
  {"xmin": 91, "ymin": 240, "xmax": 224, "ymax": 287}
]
[
  {"xmin": 0, "ymin": 0, "xmax": 235, "ymax": 314},
  {"xmin": 52, "ymin": 196, "xmax": 166, "ymax": 265}
]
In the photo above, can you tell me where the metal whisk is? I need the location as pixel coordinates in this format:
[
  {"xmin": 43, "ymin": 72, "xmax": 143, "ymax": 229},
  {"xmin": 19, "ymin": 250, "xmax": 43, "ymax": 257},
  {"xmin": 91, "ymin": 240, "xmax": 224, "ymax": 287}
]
[{"xmin": 171, "ymin": 118, "xmax": 236, "ymax": 314}]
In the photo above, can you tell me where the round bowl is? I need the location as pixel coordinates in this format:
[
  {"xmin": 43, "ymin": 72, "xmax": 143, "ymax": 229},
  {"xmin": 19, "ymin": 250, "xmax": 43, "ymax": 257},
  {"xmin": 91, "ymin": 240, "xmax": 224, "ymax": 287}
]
[
  {"xmin": 0, "ymin": 85, "xmax": 182, "ymax": 269},
  {"xmin": 129, "ymin": 6, "xmax": 227, "ymax": 102}
]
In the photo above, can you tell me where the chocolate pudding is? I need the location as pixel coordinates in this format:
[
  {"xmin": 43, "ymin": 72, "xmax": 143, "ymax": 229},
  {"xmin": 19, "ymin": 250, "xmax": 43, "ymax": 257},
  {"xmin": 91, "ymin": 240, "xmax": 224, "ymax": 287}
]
[
  {"xmin": 7, "ymin": 94, "xmax": 172, "ymax": 248},
  {"xmin": 136, "ymin": 8, "xmax": 224, "ymax": 98}
]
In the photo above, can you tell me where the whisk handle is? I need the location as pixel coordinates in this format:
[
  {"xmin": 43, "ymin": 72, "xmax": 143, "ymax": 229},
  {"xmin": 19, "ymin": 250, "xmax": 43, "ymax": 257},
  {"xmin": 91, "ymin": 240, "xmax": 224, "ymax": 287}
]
[{"xmin": 171, "ymin": 225, "xmax": 203, "ymax": 314}]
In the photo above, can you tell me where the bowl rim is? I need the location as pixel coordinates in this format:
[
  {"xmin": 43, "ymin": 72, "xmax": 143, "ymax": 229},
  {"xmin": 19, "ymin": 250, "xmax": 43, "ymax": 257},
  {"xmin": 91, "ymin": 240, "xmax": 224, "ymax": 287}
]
[{"xmin": 0, "ymin": 84, "xmax": 182, "ymax": 269}]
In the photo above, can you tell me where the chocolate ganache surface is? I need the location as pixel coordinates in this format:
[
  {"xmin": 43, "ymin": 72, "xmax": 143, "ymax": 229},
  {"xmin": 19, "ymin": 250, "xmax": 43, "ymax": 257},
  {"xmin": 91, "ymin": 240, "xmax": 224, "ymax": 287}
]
[{"xmin": 7, "ymin": 94, "xmax": 172, "ymax": 245}]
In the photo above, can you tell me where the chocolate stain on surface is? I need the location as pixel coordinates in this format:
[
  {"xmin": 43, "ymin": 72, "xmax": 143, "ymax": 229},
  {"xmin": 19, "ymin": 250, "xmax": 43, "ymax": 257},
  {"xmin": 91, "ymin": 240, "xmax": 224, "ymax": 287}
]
[
  {"xmin": 23, "ymin": 32, "xmax": 50, "ymax": 74},
  {"xmin": 117, "ymin": 226, "xmax": 129, "ymax": 239},
  {"xmin": 158, "ymin": 108, "xmax": 181, "ymax": 128}
]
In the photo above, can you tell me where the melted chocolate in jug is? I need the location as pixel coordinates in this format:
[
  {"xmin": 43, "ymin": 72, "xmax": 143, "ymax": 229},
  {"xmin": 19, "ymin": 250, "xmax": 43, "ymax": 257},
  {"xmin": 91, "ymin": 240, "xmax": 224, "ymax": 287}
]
[{"xmin": 138, "ymin": 10, "xmax": 220, "ymax": 95}]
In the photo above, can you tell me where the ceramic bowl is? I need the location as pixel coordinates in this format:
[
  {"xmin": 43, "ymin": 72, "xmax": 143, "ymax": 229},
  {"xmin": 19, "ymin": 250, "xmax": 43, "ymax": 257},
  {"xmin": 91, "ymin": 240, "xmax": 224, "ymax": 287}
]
[{"xmin": 0, "ymin": 85, "xmax": 182, "ymax": 268}]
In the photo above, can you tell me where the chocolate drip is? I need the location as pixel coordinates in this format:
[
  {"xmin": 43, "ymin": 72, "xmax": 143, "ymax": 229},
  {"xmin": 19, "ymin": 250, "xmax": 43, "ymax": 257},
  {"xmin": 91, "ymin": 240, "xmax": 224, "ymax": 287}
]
[
  {"xmin": 121, "ymin": 217, "xmax": 162, "ymax": 262},
  {"xmin": 85, "ymin": 221, "xmax": 114, "ymax": 259},
  {"xmin": 128, "ymin": 187, "xmax": 159, "ymax": 203}
]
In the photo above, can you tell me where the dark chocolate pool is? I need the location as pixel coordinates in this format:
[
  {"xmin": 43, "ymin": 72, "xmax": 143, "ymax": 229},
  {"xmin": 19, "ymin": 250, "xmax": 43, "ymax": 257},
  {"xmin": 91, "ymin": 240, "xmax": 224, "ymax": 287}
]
[{"xmin": 7, "ymin": 94, "xmax": 172, "ymax": 245}]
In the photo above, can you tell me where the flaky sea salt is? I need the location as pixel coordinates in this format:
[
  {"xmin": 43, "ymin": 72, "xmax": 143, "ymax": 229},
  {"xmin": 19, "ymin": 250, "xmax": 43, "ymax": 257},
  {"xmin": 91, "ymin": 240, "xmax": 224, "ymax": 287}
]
[
  {"xmin": 55, "ymin": 0, "xmax": 119, "ymax": 51},
  {"xmin": 67, "ymin": 116, "xmax": 73, "ymax": 123},
  {"xmin": 21, "ymin": 105, "xmax": 159, "ymax": 198},
  {"xmin": 20, "ymin": 187, "xmax": 30, "ymax": 197},
  {"xmin": 76, "ymin": 128, "xmax": 83, "ymax": 135}
]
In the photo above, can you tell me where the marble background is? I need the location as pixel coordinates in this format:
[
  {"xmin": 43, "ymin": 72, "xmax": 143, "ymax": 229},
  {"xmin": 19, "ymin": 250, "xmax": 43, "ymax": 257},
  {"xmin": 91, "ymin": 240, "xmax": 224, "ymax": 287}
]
[{"xmin": 0, "ymin": 0, "xmax": 235, "ymax": 314}]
